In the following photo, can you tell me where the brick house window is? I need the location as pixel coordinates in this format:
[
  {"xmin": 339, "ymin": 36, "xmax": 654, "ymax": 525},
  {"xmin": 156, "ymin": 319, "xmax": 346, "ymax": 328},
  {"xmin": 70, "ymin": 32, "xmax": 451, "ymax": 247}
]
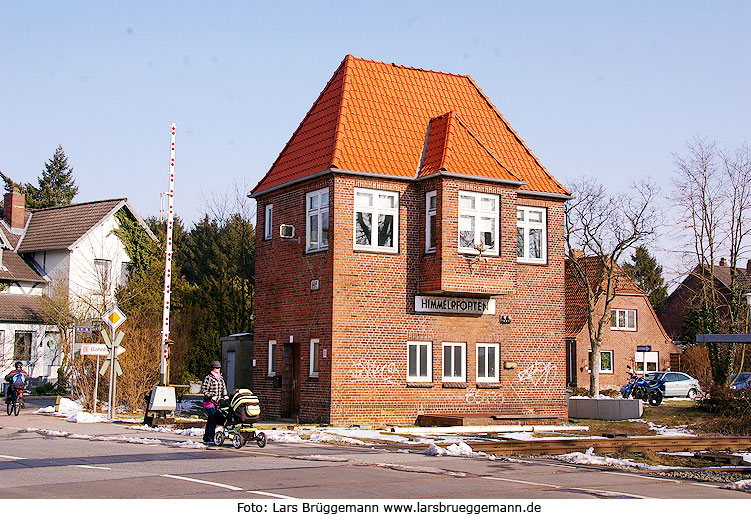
[
  {"xmin": 588, "ymin": 350, "xmax": 613, "ymax": 374},
  {"xmin": 264, "ymin": 204, "xmax": 273, "ymax": 240},
  {"xmin": 476, "ymin": 343, "xmax": 499, "ymax": 382},
  {"xmin": 306, "ymin": 189, "xmax": 329, "ymax": 252},
  {"xmin": 442, "ymin": 342, "xmax": 466, "ymax": 382},
  {"xmin": 458, "ymin": 191, "xmax": 498, "ymax": 255},
  {"xmin": 268, "ymin": 340, "xmax": 277, "ymax": 376},
  {"xmin": 425, "ymin": 191, "xmax": 437, "ymax": 253},
  {"xmin": 13, "ymin": 331, "xmax": 32, "ymax": 362},
  {"xmin": 635, "ymin": 351, "xmax": 658, "ymax": 373},
  {"xmin": 611, "ymin": 309, "xmax": 637, "ymax": 331},
  {"xmin": 354, "ymin": 188, "xmax": 398, "ymax": 253},
  {"xmin": 407, "ymin": 341, "xmax": 432, "ymax": 382},
  {"xmin": 309, "ymin": 339, "xmax": 320, "ymax": 377},
  {"xmin": 517, "ymin": 206, "xmax": 547, "ymax": 263}
]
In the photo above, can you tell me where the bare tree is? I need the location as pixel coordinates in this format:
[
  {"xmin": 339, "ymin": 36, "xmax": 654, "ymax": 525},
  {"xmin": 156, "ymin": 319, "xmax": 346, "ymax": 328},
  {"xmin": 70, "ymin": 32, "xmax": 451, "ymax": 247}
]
[
  {"xmin": 565, "ymin": 176, "xmax": 660, "ymax": 395},
  {"xmin": 673, "ymin": 137, "xmax": 751, "ymax": 384}
]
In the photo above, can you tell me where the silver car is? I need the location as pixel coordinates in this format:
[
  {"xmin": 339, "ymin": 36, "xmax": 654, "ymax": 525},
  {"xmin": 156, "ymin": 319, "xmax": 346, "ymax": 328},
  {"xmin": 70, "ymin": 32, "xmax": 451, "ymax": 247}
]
[{"xmin": 644, "ymin": 371, "xmax": 702, "ymax": 400}]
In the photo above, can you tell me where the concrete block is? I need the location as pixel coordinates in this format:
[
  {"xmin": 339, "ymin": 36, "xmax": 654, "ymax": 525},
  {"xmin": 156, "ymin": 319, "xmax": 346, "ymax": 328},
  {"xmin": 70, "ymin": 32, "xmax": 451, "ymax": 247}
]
[{"xmin": 568, "ymin": 397, "xmax": 642, "ymax": 420}]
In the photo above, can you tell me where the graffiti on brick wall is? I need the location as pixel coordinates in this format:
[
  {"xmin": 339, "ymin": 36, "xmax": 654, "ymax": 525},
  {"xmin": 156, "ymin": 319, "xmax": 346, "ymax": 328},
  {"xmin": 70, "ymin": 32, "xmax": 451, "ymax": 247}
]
[
  {"xmin": 464, "ymin": 389, "xmax": 505, "ymax": 405},
  {"xmin": 350, "ymin": 359, "xmax": 399, "ymax": 385},
  {"xmin": 517, "ymin": 361, "xmax": 557, "ymax": 386}
]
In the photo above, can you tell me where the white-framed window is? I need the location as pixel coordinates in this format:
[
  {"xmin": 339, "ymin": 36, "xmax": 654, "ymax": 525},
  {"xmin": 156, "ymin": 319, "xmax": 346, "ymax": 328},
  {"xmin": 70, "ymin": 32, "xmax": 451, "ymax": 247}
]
[
  {"xmin": 476, "ymin": 343, "xmax": 499, "ymax": 382},
  {"xmin": 354, "ymin": 188, "xmax": 399, "ymax": 253},
  {"xmin": 306, "ymin": 189, "xmax": 329, "ymax": 252},
  {"xmin": 425, "ymin": 190, "xmax": 437, "ymax": 253},
  {"xmin": 588, "ymin": 350, "xmax": 614, "ymax": 374},
  {"xmin": 611, "ymin": 309, "xmax": 637, "ymax": 331},
  {"xmin": 407, "ymin": 341, "xmax": 432, "ymax": 382},
  {"xmin": 442, "ymin": 342, "xmax": 466, "ymax": 382},
  {"xmin": 268, "ymin": 340, "xmax": 277, "ymax": 376},
  {"xmin": 516, "ymin": 206, "xmax": 547, "ymax": 263},
  {"xmin": 458, "ymin": 191, "xmax": 498, "ymax": 255},
  {"xmin": 264, "ymin": 204, "xmax": 273, "ymax": 240},
  {"xmin": 94, "ymin": 259, "xmax": 111, "ymax": 288},
  {"xmin": 309, "ymin": 339, "xmax": 320, "ymax": 377},
  {"xmin": 634, "ymin": 351, "xmax": 658, "ymax": 373}
]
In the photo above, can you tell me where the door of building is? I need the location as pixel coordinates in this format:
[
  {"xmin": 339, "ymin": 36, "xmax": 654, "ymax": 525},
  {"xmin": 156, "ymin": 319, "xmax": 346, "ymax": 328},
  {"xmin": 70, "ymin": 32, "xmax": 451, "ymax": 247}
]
[
  {"xmin": 565, "ymin": 339, "xmax": 577, "ymax": 387},
  {"xmin": 226, "ymin": 351, "xmax": 236, "ymax": 392},
  {"xmin": 281, "ymin": 343, "xmax": 300, "ymax": 418}
]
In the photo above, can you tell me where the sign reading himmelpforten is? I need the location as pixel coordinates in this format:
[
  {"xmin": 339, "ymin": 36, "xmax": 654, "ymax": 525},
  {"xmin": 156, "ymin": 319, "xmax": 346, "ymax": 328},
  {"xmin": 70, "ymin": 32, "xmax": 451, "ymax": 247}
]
[{"xmin": 414, "ymin": 295, "xmax": 496, "ymax": 315}]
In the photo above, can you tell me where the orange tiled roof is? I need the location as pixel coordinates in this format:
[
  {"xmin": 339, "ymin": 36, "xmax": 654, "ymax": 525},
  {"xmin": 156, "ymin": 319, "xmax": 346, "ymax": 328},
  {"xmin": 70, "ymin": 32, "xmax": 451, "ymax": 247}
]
[
  {"xmin": 565, "ymin": 256, "xmax": 644, "ymax": 337},
  {"xmin": 252, "ymin": 55, "xmax": 569, "ymax": 196}
]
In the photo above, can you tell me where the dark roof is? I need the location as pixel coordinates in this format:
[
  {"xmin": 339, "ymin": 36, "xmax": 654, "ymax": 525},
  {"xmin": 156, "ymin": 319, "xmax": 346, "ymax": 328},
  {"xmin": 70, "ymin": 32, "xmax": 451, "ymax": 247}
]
[
  {"xmin": 0, "ymin": 251, "xmax": 45, "ymax": 283},
  {"xmin": 565, "ymin": 256, "xmax": 644, "ymax": 337},
  {"xmin": 707, "ymin": 264, "xmax": 751, "ymax": 291},
  {"xmin": 0, "ymin": 294, "xmax": 44, "ymax": 322},
  {"xmin": 17, "ymin": 199, "xmax": 124, "ymax": 253}
]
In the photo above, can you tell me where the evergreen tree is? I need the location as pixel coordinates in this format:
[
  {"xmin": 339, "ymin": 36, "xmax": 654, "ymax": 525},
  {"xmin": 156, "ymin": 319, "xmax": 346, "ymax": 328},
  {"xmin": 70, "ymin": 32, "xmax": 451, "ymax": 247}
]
[
  {"xmin": 622, "ymin": 245, "xmax": 668, "ymax": 310},
  {"xmin": 26, "ymin": 145, "xmax": 78, "ymax": 209}
]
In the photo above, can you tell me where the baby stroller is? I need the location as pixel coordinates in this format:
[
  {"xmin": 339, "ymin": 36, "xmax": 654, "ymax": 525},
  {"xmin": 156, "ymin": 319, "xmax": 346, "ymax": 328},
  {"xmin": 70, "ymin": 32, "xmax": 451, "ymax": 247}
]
[{"xmin": 214, "ymin": 389, "xmax": 267, "ymax": 449}]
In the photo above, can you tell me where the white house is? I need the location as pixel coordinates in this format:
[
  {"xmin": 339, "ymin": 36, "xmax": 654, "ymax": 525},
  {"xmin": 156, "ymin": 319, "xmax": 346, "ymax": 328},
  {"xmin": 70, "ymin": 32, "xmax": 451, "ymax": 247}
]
[{"xmin": 0, "ymin": 189, "xmax": 155, "ymax": 385}]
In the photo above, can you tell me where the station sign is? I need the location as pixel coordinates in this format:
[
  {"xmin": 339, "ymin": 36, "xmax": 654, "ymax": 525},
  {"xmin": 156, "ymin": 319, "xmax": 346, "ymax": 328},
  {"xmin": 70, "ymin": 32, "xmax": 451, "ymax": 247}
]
[{"xmin": 414, "ymin": 295, "xmax": 495, "ymax": 315}]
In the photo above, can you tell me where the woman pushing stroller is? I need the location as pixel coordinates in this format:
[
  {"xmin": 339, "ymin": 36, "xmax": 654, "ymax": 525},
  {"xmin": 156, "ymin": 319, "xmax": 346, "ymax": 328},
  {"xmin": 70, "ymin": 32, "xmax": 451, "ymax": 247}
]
[{"xmin": 201, "ymin": 361, "xmax": 228, "ymax": 445}]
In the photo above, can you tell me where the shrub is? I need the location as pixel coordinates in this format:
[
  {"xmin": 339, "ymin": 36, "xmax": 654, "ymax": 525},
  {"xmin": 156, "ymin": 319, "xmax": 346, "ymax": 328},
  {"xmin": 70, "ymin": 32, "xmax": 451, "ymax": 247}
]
[
  {"xmin": 697, "ymin": 385, "xmax": 751, "ymax": 435},
  {"xmin": 681, "ymin": 344, "xmax": 712, "ymax": 387},
  {"xmin": 31, "ymin": 382, "xmax": 67, "ymax": 396}
]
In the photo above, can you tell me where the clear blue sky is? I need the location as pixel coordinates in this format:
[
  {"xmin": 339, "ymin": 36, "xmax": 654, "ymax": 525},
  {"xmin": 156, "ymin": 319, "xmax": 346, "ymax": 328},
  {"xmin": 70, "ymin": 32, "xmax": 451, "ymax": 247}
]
[{"xmin": 2, "ymin": 1, "xmax": 749, "ymax": 280}]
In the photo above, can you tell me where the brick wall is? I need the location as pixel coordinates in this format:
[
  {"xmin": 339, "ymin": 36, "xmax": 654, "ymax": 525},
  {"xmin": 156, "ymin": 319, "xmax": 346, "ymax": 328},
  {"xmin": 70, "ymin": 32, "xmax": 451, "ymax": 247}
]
[
  {"xmin": 254, "ymin": 173, "xmax": 568, "ymax": 426},
  {"xmin": 573, "ymin": 294, "xmax": 679, "ymax": 390}
]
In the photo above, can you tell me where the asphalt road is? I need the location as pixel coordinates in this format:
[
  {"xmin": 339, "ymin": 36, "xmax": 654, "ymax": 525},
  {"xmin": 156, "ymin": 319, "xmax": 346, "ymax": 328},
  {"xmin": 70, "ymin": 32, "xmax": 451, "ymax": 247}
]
[{"xmin": 1, "ymin": 397, "xmax": 749, "ymax": 502}]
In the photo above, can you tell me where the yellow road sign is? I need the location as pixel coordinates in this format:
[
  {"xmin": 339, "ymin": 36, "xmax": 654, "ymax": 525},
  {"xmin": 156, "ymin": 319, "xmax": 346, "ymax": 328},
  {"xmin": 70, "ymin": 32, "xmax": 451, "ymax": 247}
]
[{"xmin": 103, "ymin": 305, "xmax": 126, "ymax": 330}]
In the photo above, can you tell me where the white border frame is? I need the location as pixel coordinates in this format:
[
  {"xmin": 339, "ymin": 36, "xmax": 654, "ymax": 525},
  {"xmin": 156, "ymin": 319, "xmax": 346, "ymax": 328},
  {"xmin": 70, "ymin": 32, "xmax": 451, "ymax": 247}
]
[
  {"xmin": 306, "ymin": 188, "xmax": 329, "ymax": 253},
  {"xmin": 611, "ymin": 308, "xmax": 637, "ymax": 331},
  {"xmin": 407, "ymin": 341, "xmax": 433, "ymax": 382},
  {"xmin": 267, "ymin": 340, "xmax": 277, "ymax": 377},
  {"xmin": 309, "ymin": 338, "xmax": 320, "ymax": 377},
  {"xmin": 442, "ymin": 342, "xmax": 466, "ymax": 382},
  {"xmin": 425, "ymin": 190, "xmax": 437, "ymax": 254},
  {"xmin": 458, "ymin": 190, "xmax": 499, "ymax": 256},
  {"xmin": 264, "ymin": 204, "xmax": 273, "ymax": 240},
  {"xmin": 476, "ymin": 343, "xmax": 500, "ymax": 383},
  {"xmin": 516, "ymin": 205, "xmax": 547, "ymax": 264},
  {"xmin": 353, "ymin": 188, "xmax": 399, "ymax": 253}
]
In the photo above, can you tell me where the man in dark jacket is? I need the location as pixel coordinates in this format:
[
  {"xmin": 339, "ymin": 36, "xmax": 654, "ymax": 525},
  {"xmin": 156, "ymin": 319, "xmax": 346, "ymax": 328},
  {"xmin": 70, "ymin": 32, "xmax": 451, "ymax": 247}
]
[
  {"xmin": 5, "ymin": 361, "xmax": 28, "ymax": 407},
  {"xmin": 201, "ymin": 361, "xmax": 228, "ymax": 445}
]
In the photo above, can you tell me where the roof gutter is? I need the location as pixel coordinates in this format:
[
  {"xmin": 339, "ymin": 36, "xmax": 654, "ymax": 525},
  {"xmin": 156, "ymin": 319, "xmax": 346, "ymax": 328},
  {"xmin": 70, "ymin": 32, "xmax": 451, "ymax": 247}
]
[
  {"xmin": 517, "ymin": 189, "xmax": 575, "ymax": 201},
  {"xmin": 250, "ymin": 168, "xmax": 533, "ymax": 198}
]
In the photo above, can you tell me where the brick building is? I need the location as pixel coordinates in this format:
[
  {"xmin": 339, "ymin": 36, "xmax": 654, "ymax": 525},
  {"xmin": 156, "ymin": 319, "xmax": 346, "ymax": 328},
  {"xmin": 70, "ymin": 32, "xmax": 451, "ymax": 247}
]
[
  {"xmin": 250, "ymin": 55, "xmax": 572, "ymax": 425},
  {"xmin": 565, "ymin": 256, "xmax": 679, "ymax": 390}
]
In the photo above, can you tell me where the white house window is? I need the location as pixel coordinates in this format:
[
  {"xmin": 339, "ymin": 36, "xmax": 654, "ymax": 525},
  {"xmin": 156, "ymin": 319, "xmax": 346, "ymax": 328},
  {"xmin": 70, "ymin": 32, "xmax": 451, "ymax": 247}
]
[
  {"xmin": 517, "ymin": 206, "xmax": 547, "ymax": 263},
  {"xmin": 442, "ymin": 342, "xmax": 466, "ymax": 382},
  {"xmin": 354, "ymin": 188, "xmax": 398, "ymax": 252},
  {"xmin": 264, "ymin": 204, "xmax": 273, "ymax": 240},
  {"xmin": 407, "ymin": 341, "xmax": 432, "ymax": 382},
  {"xmin": 13, "ymin": 331, "xmax": 32, "ymax": 362},
  {"xmin": 458, "ymin": 191, "xmax": 498, "ymax": 255},
  {"xmin": 309, "ymin": 339, "xmax": 320, "ymax": 377},
  {"xmin": 476, "ymin": 343, "xmax": 499, "ymax": 382},
  {"xmin": 268, "ymin": 340, "xmax": 277, "ymax": 376},
  {"xmin": 588, "ymin": 350, "xmax": 614, "ymax": 374},
  {"xmin": 94, "ymin": 259, "xmax": 111, "ymax": 288},
  {"xmin": 425, "ymin": 191, "xmax": 437, "ymax": 253},
  {"xmin": 611, "ymin": 309, "xmax": 637, "ymax": 331},
  {"xmin": 634, "ymin": 351, "xmax": 658, "ymax": 373},
  {"xmin": 306, "ymin": 189, "xmax": 329, "ymax": 252}
]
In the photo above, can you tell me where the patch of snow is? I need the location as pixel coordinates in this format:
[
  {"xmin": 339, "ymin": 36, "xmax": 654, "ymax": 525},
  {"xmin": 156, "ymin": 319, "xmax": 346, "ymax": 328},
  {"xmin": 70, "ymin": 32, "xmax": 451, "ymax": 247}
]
[
  {"xmin": 658, "ymin": 451, "xmax": 695, "ymax": 457},
  {"xmin": 723, "ymin": 479, "xmax": 751, "ymax": 493},
  {"xmin": 308, "ymin": 432, "xmax": 366, "ymax": 445},
  {"xmin": 264, "ymin": 430, "xmax": 305, "ymax": 443},
  {"xmin": 648, "ymin": 422, "xmax": 695, "ymax": 436},
  {"xmin": 422, "ymin": 441, "xmax": 494, "ymax": 459},
  {"xmin": 56, "ymin": 398, "xmax": 84, "ymax": 417},
  {"xmin": 35, "ymin": 406, "xmax": 55, "ymax": 414},
  {"xmin": 556, "ymin": 447, "xmax": 677, "ymax": 471},
  {"xmin": 396, "ymin": 449, "xmax": 411, "ymax": 454},
  {"xmin": 65, "ymin": 411, "xmax": 108, "ymax": 423},
  {"xmin": 293, "ymin": 455, "xmax": 349, "ymax": 462}
]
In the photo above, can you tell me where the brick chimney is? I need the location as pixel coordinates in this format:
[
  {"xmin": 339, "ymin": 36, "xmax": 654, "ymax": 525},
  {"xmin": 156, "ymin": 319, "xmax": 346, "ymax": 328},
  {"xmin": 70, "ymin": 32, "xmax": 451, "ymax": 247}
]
[
  {"xmin": 2, "ymin": 190, "xmax": 25, "ymax": 230},
  {"xmin": 719, "ymin": 257, "xmax": 727, "ymax": 267}
]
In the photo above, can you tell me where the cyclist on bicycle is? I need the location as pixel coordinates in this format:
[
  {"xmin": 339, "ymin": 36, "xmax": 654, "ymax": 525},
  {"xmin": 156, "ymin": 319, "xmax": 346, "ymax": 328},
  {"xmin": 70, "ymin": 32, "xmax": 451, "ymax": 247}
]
[{"xmin": 5, "ymin": 362, "xmax": 28, "ymax": 407}]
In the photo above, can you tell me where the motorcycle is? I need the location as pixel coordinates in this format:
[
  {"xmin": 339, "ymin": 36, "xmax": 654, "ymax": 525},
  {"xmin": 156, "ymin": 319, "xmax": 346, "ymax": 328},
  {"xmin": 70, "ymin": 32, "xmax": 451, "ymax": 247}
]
[{"xmin": 621, "ymin": 366, "xmax": 665, "ymax": 407}]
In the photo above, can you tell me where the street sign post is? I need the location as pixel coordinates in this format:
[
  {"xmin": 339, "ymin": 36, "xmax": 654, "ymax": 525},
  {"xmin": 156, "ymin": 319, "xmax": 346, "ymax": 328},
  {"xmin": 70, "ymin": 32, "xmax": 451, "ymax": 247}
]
[{"xmin": 103, "ymin": 306, "xmax": 127, "ymax": 420}]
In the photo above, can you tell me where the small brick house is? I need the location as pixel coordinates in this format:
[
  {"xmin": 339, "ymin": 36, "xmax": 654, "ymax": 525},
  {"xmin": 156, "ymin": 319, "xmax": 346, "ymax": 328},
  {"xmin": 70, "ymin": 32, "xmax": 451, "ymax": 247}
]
[
  {"xmin": 250, "ymin": 55, "xmax": 572, "ymax": 425},
  {"xmin": 565, "ymin": 256, "xmax": 679, "ymax": 390}
]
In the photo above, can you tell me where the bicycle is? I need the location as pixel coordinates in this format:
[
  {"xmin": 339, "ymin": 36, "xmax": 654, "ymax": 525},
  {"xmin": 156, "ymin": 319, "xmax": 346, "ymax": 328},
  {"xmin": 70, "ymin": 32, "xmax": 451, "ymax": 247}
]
[{"xmin": 5, "ymin": 388, "xmax": 24, "ymax": 416}]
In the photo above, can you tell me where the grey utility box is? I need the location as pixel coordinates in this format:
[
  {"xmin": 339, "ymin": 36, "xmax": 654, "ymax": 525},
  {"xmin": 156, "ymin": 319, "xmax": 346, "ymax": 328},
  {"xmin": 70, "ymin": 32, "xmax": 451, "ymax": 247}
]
[{"xmin": 221, "ymin": 332, "xmax": 254, "ymax": 392}]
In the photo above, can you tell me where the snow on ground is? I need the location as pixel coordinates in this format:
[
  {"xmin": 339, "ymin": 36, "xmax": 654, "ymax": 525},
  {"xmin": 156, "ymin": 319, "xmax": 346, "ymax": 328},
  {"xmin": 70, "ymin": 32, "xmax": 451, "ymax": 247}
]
[
  {"xmin": 23, "ymin": 427, "xmax": 208, "ymax": 449},
  {"xmin": 647, "ymin": 422, "xmax": 695, "ymax": 436},
  {"xmin": 723, "ymin": 479, "xmax": 751, "ymax": 493},
  {"xmin": 424, "ymin": 442, "xmax": 496, "ymax": 460},
  {"xmin": 556, "ymin": 447, "xmax": 677, "ymax": 471}
]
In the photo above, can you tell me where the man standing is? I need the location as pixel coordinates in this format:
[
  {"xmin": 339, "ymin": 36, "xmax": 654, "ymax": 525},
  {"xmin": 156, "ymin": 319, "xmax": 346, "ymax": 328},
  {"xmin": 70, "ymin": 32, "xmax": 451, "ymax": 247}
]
[{"xmin": 201, "ymin": 361, "xmax": 228, "ymax": 445}]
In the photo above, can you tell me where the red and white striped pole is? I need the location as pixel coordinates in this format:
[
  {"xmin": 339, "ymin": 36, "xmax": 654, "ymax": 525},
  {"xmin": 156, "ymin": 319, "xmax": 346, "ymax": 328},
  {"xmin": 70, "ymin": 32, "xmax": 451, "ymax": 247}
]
[{"xmin": 160, "ymin": 123, "xmax": 176, "ymax": 386}]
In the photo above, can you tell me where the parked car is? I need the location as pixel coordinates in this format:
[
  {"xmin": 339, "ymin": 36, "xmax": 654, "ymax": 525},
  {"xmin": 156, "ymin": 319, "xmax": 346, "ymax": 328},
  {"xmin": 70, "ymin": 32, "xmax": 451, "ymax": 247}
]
[
  {"xmin": 729, "ymin": 372, "xmax": 751, "ymax": 391},
  {"xmin": 643, "ymin": 371, "xmax": 702, "ymax": 399}
]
